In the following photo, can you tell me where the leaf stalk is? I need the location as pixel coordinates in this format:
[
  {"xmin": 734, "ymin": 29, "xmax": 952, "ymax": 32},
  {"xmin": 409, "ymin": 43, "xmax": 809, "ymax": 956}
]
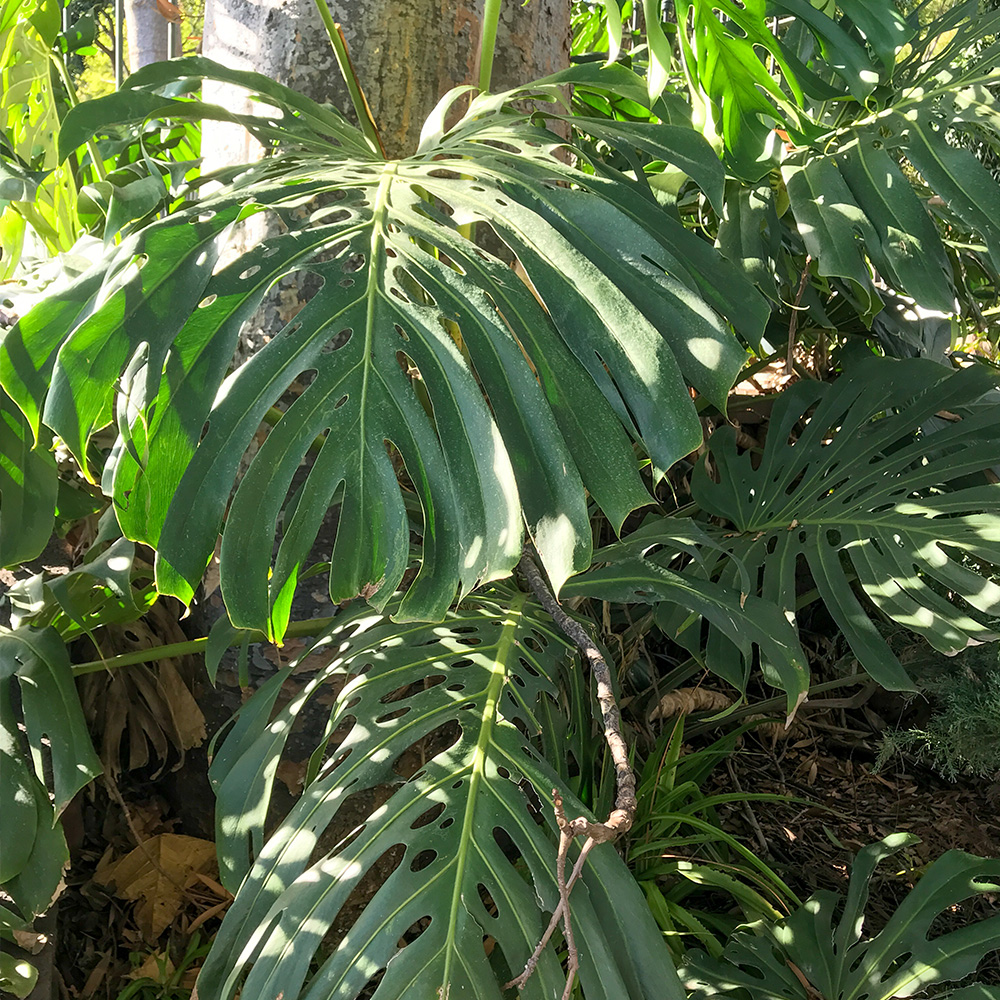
[{"xmin": 312, "ymin": 0, "xmax": 386, "ymax": 157}]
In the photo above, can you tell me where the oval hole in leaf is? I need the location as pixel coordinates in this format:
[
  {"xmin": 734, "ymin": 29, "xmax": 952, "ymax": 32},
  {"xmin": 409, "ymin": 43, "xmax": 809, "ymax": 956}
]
[
  {"xmin": 410, "ymin": 849, "xmax": 437, "ymax": 872},
  {"xmin": 411, "ymin": 804, "xmax": 445, "ymax": 831}
]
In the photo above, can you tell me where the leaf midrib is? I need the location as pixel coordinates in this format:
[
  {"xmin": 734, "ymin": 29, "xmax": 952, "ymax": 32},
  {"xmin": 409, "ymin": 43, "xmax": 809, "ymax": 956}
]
[{"xmin": 441, "ymin": 589, "xmax": 526, "ymax": 992}]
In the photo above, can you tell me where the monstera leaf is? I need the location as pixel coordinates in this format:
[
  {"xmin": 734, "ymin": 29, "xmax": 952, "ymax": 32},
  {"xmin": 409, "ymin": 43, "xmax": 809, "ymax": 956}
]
[
  {"xmin": 0, "ymin": 625, "xmax": 102, "ymax": 917},
  {"xmin": 681, "ymin": 833, "xmax": 1000, "ymax": 1000},
  {"xmin": 582, "ymin": 357, "xmax": 1000, "ymax": 692},
  {"xmin": 197, "ymin": 586, "xmax": 683, "ymax": 1000},
  {"xmin": 0, "ymin": 386, "xmax": 56, "ymax": 567},
  {"xmin": 0, "ymin": 57, "xmax": 763, "ymax": 638}
]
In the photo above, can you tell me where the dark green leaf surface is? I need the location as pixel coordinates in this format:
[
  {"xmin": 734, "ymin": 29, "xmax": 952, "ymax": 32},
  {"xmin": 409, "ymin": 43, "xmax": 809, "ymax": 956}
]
[
  {"xmin": 682, "ymin": 834, "xmax": 1000, "ymax": 1000},
  {"xmin": 0, "ymin": 388, "xmax": 56, "ymax": 567},
  {"xmin": 199, "ymin": 588, "xmax": 685, "ymax": 1000},
  {"xmin": 562, "ymin": 557, "xmax": 809, "ymax": 718},
  {"xmin": 0, "ymin": 625, "xmax": 98, "ymax": 917},
  {"xmin": 686, "ymin": 357, "xmax": 1000, "ymax": 688},
  {"xmin": 2, "ymin": 59, "xmax": 762, "ymax": 636}
]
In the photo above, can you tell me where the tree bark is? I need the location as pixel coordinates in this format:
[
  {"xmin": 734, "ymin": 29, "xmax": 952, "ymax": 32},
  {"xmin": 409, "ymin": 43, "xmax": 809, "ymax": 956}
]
[
  {"xmin": 125, "ymin": 0, "xmax": 168, "ymax": 71},
  {"xmin": 201, "ymin": 0, "xmax": 571, "ymax": 160},
  {"xmin": 199, "ymin": 0, "xmax": 571, "ymax": 364}
]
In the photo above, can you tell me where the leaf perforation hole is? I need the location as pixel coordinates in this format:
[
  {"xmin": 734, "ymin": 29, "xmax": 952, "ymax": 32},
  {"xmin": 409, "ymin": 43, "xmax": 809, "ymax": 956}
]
[
  {"xmin": 827, "ymin": 528, "xmax": 843, "ymax": 548},
  {"xmin": 392, "ymin": 721, "xmax": 461, "ymax": 778},
  {"xmin": 334, "ymin": 394, "xmax": 349, "ymax": 409},
  {"xmin": 518, "ymin": 657, "xmax": 540, "ymax": 678},
  {"xmin": 198, "ymin": 294, "xmax": 218, "ymax": 309},
  {"xmin": 239, "ymin": 264, "xmax": 261, "ymax": 280},
  {"xmin": 410, "ymin": 803, "xmax": 445, "ymax": 830},
  {"xmin": 522, "ymin": 635, "xmax": 543, "ymax": 653},
  {"xmin": 519, "ymin": 778, "xmax": 546, "ymax": 825},
  {"xmin": 338, "ymin": 277, "xmax": 355, "ymax": 288},
  {"xmin": 496, "ymin": 766, "xmax": 511, "ymax": 779},
  {"xmin": 397, "ymin": 916, "xmax": 432, "ymax": 948},
  {"xmin": 343, "ymin": 253, "xmax": 365, "ymax": 273},
  {"xmin": 451, "ymin": 658, "xmax": 473, "ymax": 669},
  {"xmin": 317, "ymin": 328, "xmax": 352, "ymax": 358},
  {"xmin": 477, "ymin": 883, "xmax": 499, "ymax": 919},
  {"xmin": 396, "ymin": 350, "xmax": 420, "ymax": 381},
  {"xmin": 446, "ymin": 683, "xmax": 465, "ymax": 692},
  {"xmin": 409, "ymin": 849, "xmax": 437, "ymax": 872},
  {"xmin": 376, "ymin": 706, "xmax": 410, "ymax": 724}
]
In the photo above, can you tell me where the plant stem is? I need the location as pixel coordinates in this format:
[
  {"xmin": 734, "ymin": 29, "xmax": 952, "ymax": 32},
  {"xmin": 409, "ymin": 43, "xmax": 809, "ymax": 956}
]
[
  {"xmin": 72, "ymin": 615, "xmax": 336, "ymax": 675},
  {"xmin": 312, "ymin": 0, "xmax": 386, "ymax": 157},
  {"xmin": 51, "ymin": 52, "xmax": 107, "ymax": 182},
  {"xmin": 478, "ymin": 0, "xmax": 503, "ymax": 93}
]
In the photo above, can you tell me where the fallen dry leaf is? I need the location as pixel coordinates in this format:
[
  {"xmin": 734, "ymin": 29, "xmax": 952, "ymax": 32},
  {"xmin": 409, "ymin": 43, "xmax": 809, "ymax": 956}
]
[
  {"xmin": 127, "ymin": 951, "xmax": 176, "ymax": 982},
  {"xmin": 96, "ymin": 834, "xmax": 217, "ymax": 942},
  {"xmin": 649, "ymin": 687, "xmax": 732, "ymax": 720}
]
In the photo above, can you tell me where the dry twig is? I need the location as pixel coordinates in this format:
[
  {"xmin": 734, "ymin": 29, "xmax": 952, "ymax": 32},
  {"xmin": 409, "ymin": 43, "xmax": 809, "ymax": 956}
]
[
  {"xmin": 506, "ymin": 554, "xmax": 637, "ymax": 997},
  {"xmin": 785, "ymin": 254, "xmax": 813, "ymax": 377}
]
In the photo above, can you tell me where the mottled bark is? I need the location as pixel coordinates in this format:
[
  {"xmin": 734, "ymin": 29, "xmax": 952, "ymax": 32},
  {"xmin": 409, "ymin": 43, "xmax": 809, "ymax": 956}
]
[
  {"xmin": 201, "ymin": 0, "xmax": 571, "ymax": 160},
  {"xmin": 199, "ymin": 0, "xmax": 571, "ymax": 364},
  {"xmin": 125, "ymin": 0, "xmax": 168, "ymax": 71}
]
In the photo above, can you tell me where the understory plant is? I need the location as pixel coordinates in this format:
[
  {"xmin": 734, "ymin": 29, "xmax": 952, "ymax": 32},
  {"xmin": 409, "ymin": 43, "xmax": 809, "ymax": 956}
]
[
  {"xmin": 681, "ymin": 833, "xmax": 1000, "ymax": 1000},
  {"xmin": 3, "ymin": 0, "xmax": 1000, "ymax": 997}
]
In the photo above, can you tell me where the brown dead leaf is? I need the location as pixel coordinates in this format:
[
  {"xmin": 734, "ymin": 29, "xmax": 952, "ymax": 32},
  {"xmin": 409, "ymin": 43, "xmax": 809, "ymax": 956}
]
[
  {"xmin": 158, "ymin": 660, "xmax": 206, "ymax": 750},
  {"xmin": 649, "ymin": 687, "xmax": 732, "ymax": 720},
  {"xmin": 127, "ymin": 951, "xmax": 175, "ymax": 982},
  {"xmin": 96, "ymin": 834, "xmax": 217, "ymax": 942},
  {"xmin": 11, "ymin": 928, "xmax": 48, "ymax": 954},
  {"xmin": 275, "ymin": 759, "xmax": 308, "ymax": 796}
]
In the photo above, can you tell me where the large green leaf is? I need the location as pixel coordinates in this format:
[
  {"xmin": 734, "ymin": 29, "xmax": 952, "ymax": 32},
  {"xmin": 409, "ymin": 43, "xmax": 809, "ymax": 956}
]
[
  {"xmin": 561, "ymin": 550, "xmax": 809, "ymax": 719},
  {"xmin": 1, "ymin": 57, "xmax": 761, "ymax": 637},
  {"xmin": 198, "ymin": 587, "xmax": 685, "ymax": 1000},
  {"xmin": 0, "ymin": 386, "xmax": 56, "ymax": 567},
  {"xmin": 0, "ymin": 625, "xmax": 100, "ymax": 916},
  {"xmin": 681, "ymin": 833, "xmax": 1000, "ymax": 1000},
  {"xmin": 593, "ymin": 357, "xmax": 1000, "ymax": 691}
]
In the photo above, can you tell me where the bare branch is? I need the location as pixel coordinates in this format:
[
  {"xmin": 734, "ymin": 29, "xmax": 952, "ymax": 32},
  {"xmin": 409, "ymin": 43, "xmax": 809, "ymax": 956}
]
[{"xmin": 506, "ymin": 553, "xmax": 637, "ymax": 995}]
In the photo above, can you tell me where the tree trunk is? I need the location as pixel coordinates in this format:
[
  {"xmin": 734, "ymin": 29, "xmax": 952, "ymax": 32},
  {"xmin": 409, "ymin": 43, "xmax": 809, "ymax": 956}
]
[
  {"xmin": 125, "ymin": 0, "xmax": 168, "ymax": 71},
  {"xmin": 199, "ymin": 0, "xmax": 571, "ymax": 364},
  {"xmin": 201, "ymin": 0, "xmax": 571, "ymax": 160}
]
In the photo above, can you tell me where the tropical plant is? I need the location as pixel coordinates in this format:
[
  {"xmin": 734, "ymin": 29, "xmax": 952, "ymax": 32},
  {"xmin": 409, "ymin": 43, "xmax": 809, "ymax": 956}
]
[
  {"xmin": 1, "ymin": 55, "xmax": 767, "ymax": 638},
  {"xmin": 680, "ymin": 832, "xmax": 1000, "ymax": 1000},
  {"xmin": 568, "ymin": 353, "xmax": 1000, "ymax": 699},
  {"xmin": 3, "ymin": 0, "xmax": 1000, "ymax": 997},
  {"xmin": 196, "ymin": 585, "xmax": 684, "ymax": 999}
]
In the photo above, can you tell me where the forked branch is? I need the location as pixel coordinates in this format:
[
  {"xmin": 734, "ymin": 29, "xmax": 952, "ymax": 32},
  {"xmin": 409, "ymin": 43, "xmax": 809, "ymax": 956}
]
[{"xmin": 507, "ymin": 554, "xmax": 637, "ymax": 997}]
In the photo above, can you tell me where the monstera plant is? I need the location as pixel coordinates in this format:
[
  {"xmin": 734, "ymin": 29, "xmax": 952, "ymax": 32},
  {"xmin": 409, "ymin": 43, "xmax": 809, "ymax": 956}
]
[
  {"xmin": 570, "ymin": 353, "xmax": 1000, "ymax": 703},
  {"xmin": 3, "ymin": 0, "xmax": 1000, "ymax": 997}
]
